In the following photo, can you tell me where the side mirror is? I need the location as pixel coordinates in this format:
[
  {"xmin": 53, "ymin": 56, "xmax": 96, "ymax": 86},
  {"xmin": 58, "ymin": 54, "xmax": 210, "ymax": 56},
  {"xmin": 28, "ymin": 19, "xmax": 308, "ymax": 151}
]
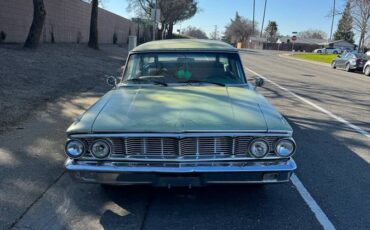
[
  {"xmin": 106, "ymin": 76, "xmax": 118, "ymax": 87},
  {"xmin": 255, "ymin": 77, "xmax": 265, "ymax": 88}
]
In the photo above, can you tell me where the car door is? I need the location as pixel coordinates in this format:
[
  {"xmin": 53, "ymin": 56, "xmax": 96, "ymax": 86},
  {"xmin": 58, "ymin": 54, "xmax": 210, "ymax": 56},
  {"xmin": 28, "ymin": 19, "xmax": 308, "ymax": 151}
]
[
  {"xmin": 345, "ymin": 54, "xmax": 355, "ymax": 68},
  {"xmin": 356, "ymin": 54, "xmax": 367, "ymax": 69},
  {"xmin": 338, "ymin": 53, "xmax": 349, "ymax": 68},
  {"xmin": 335, "ymin": 54, "xmax": 344, "ymax": 68}
]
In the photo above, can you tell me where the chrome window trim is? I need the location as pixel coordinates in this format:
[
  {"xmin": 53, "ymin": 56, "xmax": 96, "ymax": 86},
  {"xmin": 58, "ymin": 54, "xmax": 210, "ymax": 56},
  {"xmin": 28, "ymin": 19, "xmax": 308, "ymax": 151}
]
[
  {"xmin": 121, "ymin": 51, "xmax": 248, "ymax": 84},
  {"xmin": 129, "ymin": 50, "xmax": 240, "ymax": 55},
  {"xmin": 117, "ymin": 83, "xmax": 250, "ymax": 87}
]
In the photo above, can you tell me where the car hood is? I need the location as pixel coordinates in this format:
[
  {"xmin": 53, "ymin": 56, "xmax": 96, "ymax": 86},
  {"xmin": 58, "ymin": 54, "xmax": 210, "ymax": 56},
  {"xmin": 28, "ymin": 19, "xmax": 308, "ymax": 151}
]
[{"xmin": 67, "ymin": 86, "xmax": 292, "ymax": 134}]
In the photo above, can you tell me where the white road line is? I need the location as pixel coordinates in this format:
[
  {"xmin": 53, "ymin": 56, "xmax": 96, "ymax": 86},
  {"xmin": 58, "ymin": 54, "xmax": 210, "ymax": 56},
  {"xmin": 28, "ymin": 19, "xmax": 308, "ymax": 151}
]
[
  {"xmin": 244, "ymin": 67, "xmax": 341, "ymax": 229},
  {"xmin": 291, "ymin": 174, "xmax": 336, "ymax": 230},
  {"xmin": 246, "ymin": 68, "xmax": 370, "ymax": 140}
]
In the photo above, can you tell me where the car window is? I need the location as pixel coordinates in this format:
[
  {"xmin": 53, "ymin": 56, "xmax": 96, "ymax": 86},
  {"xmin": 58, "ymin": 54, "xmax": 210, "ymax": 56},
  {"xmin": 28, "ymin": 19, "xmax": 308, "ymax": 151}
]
[
  {"xmin": 355, "ymin": 53, "xmax": 366, "ymax": 59},
  {"xmin": 122, "ymin": 52, "xmax": 246, "ymax": 85},
  {"xmin": 343, "ymin": 53, "xmax": 350, "ymax": 59}
]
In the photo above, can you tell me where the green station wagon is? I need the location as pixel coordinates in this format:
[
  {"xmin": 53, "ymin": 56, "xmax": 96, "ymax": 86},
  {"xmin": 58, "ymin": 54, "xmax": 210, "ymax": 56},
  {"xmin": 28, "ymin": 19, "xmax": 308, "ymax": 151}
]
[{"xmin": 64, "ymin": 39, "xmax": 297, "ymax": 187}]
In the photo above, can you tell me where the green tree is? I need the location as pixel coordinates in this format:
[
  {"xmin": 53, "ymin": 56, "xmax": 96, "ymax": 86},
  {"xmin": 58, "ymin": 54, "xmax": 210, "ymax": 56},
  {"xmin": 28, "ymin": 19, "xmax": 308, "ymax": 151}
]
[
  {"xmin": 159, "ymin": 0, "xmax": 198, "ymax": 38},
  {"xmin": 264, "ymin": 21, "xmax": 278, "ymax": 42},
  {"xmin": 132, "ymin": 17, "xmax": 153, "ymax": 43},
  {"xmin": 183, "ymin": 26, "xmax": 208, "ymax": 39},
  {"xmin": 298, "ymin": 29, "xmax": 327, "ymax": 39},
  {"xmin": 333, "ymin": 1, "xmax": 355, "ymax": 43},
  {"xmin": 350, "ymin": 0, "xmax": 370, "ymax": 50},
  {"xmin": 224, "ymin": 12, "xmax": 256, "ymax": 44},
  {"xmin": 127, "ymin": 0, "xmax": 198, "ymax": 39}
]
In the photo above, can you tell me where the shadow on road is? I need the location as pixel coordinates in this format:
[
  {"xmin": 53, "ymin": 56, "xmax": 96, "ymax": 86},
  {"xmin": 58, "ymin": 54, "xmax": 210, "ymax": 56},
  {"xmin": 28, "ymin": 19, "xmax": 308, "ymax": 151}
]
[{"xmin": 98, "ymin": 183, "xmax": 320, "ymax": 230}]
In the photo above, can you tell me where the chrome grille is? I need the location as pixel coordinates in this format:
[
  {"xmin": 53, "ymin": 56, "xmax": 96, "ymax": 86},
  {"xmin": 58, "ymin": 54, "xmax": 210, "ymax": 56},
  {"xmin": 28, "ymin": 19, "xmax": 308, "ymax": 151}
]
[
  {"xmin": 234, "ymin": 136, "xmax": 253, "ymax": 154},
  {"xmin": 81, "ymin": 136, "xmax": 280, "ymax": 159}
]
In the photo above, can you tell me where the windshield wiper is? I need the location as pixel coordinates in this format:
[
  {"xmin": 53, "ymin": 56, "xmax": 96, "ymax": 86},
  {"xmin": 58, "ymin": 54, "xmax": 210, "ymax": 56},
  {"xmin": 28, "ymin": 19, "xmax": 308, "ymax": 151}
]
[
  {"xmin": 123, "ymin": 78, "xmax": 168, "ymax": 87},
  {"xmin": 184, "ymin": 80, "xmax": 226, "ymax": 87}
]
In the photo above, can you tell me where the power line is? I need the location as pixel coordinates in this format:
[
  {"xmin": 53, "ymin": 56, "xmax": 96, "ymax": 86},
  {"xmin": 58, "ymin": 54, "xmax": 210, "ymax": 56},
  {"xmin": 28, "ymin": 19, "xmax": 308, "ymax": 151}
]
[{"xmin": 213, "ymin": 25, "xmax": 218, "ymax": 40}]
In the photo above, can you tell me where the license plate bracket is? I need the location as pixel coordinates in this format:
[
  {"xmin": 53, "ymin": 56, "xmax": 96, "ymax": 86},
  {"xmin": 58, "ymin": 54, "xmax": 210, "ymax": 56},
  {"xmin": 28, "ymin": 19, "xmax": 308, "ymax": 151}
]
[{"xmin": 156, "ymin": 175, "xmax": 202, "ymax": 187}]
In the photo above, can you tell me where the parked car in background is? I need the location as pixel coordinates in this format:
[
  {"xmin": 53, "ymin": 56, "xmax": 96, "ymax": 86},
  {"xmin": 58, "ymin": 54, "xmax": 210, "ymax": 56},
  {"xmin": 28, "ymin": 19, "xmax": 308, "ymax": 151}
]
[
  {"xmin": 64, "ymin": 39, "xmax": 297, "ymax": 187},
  {"xmin": 363, "ymin": 60, "xmax": 370, "ymax": 76},
  {"xmin": 331, "ymin": 52, "xmax": 368, "ymax": 72},
  {"xmin": 313, "ymin": 47, "xmax": 341, "ymax": 54}
]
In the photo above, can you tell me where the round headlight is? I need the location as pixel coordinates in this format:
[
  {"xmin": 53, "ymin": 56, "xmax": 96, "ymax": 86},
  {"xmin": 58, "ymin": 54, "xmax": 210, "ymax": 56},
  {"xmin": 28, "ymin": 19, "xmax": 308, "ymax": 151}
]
[
  {"xmin": 65, "ymin": 140, "xmax": 85, "ymax": 158},
  {"xmin": 249, "ymin": 139, "xmax": 269, "ymax": 158},
  {"xmin": 91, "ymin": 139, "xmax": 111, "ymax": 159},
  {"xmin": 275, "ymin": 139, "xmax": 296, "ymax": 157}
]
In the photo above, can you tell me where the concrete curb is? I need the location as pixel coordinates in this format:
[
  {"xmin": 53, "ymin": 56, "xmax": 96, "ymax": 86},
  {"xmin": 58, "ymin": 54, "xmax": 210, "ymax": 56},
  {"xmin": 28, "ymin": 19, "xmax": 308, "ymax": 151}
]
[{"xmin": 279, "ymin": 53, "xmax": 331, "ymax": 67}]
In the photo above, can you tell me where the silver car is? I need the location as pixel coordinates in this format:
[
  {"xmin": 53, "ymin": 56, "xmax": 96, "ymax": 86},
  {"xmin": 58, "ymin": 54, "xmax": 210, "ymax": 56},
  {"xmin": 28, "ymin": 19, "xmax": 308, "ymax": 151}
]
[
  {"xmin": 313, "ymin": 47, "xmax": 341, "ymax": 54},
  {"xmin": 363, "ymin": 60, "xmax": 370, "ymax": 76}
]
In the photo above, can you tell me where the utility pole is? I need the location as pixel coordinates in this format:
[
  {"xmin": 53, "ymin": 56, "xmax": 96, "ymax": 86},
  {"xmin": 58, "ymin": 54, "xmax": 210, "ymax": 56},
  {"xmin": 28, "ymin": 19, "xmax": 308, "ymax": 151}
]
[
  {"xmin": 260, "ymin": 0, "xmax": 267, "ymax": 37},
  {"xmin": 213, "ymin": 25, "xmax": 218, "ymax": 40},
  {"xmin": 152, "ymin": 0, "xmax": 158, "ymax": 41},
  {"xmin": 329, "ymin": 0, "xmax": 336, "ymax": 41},
  {"xmin": 252, "ymin": 0, "xmax": 255, "ymax": 35}
]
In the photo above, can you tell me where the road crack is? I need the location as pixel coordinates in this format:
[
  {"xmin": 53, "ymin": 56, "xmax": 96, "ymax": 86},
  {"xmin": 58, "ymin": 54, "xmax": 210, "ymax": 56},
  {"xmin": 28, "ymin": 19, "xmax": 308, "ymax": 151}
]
[{"xmin": 9, "ymin": 170, "xmax": 67, "ymax": 229}]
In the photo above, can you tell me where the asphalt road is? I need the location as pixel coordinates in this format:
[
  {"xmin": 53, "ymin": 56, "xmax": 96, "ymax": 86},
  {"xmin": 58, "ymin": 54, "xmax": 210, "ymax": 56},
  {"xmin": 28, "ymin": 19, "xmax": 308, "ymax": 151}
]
[{"xmin": 2, "ymin": 50, "xmax": 370, "ymax": 230}]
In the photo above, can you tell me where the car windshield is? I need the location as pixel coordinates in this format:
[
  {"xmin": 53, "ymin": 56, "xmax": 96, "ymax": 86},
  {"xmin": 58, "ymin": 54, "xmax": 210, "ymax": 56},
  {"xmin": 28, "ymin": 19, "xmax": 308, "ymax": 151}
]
[{"xmin": 122, "ymin": 52, "xmax": 246, "ymax": 85}]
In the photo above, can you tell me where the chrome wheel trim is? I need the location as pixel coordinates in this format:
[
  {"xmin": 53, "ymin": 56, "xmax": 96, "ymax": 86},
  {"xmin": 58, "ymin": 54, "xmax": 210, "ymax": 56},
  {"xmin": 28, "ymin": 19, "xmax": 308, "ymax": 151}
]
[
  {"xmin": 345, "ymin": 63, "xmax": 350, "ymax": 72},
  {"xmin": 365, "ymin": 66, "xmax": 370, "ymax": 76}
]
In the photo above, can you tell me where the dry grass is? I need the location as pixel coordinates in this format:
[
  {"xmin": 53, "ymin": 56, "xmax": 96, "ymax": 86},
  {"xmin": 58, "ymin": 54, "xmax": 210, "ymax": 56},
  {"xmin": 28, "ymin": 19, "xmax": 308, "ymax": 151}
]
[{"xmin": 0, "ymin": 44, "xmax": 127, "ymax": 131}]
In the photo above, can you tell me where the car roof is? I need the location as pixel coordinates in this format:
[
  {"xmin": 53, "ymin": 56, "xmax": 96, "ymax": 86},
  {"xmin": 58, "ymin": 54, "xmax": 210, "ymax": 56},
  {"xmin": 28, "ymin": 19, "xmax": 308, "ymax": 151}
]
[{"xmin": 131, "ymin": 39, "xmax": 237, "ymax": 53}]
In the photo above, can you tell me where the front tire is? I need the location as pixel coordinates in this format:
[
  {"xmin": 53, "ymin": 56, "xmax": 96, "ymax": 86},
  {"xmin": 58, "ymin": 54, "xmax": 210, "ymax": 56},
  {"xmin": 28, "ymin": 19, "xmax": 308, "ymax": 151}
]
[
  {"xmin": 345, "ymin": 63, "xmax": 352, "ymax": 72},
  {"xmin": 364, "ymin": 66, "xmax": 370, "ymax": 76},
  {"xmin": 317, "ymin": 50, "xmax": 322, "ymax": 54},
  {"xmin": 331, "ymin": 61, "xmax": 336, "ymax": 69}
]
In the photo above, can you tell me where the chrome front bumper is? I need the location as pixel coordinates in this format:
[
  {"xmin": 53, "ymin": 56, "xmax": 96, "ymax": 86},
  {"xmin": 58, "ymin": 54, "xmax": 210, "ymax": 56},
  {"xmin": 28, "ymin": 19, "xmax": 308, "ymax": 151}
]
[{"xmin": 65, "ymin": 158, "xmax": 297, "ymax": 186}]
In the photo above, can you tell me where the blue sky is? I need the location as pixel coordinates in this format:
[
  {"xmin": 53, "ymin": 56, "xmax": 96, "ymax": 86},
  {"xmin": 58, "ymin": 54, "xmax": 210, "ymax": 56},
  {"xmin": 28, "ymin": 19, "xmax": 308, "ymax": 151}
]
[{"xmin": 103, "ymin": 0, "xmax": 347, "ymax": 38}]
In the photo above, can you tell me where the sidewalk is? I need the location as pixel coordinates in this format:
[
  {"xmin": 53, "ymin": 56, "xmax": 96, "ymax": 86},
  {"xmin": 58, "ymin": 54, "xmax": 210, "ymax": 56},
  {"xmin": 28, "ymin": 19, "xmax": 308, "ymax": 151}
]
[{"xmin": 0, "ymin": 44, "xmax": 126, "ymax": 229}]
